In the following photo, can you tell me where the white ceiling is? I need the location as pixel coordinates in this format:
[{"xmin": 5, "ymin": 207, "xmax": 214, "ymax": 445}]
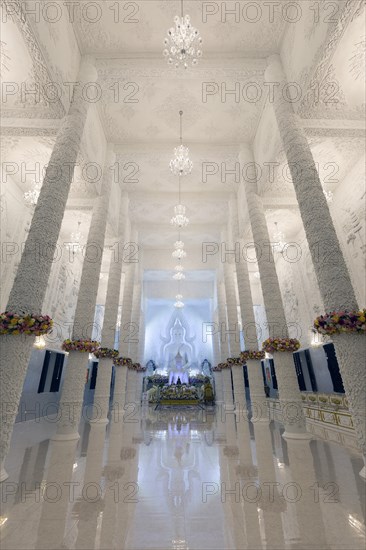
[{"xmin": 1, "ymin": 1, "xmax": 365, "ymax": 293}]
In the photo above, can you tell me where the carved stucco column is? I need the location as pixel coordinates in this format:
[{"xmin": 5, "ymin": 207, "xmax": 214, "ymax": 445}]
[
  {"xmin": 91, "ymin": 193, "xmax": 129, "ymax": 424},
  {"xmin": 118, "ymin": 244, "xmax": 137, "ymax": 358},
  {"xmin": 129, "ymin": 282, "xmax": 141, "ymax": 363},
  {"xmin": 230, "ymin": 194, "xmax": 269, "ymax": 422},
  {"xmin": 217, "ymin": 280, "xmax": 233, "ymax": 407},
  {"xmin": 266, "ymin": 54, "xmax": 366, "ymax": 473},
  {"xmin": 52, "ymin": 147, "xmax": 115, "ymax": 441},
  {"xmin": 240, "ymin": 149, "xmax": 309, "ymax": 439},
  {"xmin": 0, "ymin": 59, "xmax": 97, "ymax": 480}
]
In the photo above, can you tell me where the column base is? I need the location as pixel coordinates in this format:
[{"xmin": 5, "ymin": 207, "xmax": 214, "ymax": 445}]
[
  {"xmin": 282, "ymin": 430, "xmax": 312, "ymax": 440},
  {"xmin": 251, "ymin": 417, "xmax": 270, "ymax": 424},
  {"xmin": 51, "ymin": 432, "xmax": 80, "ymax": 441},
  {"xmin": 89, "ymin": 418, "xmax": 109, "ymax": 426},
  {"xmin": 0, "ymin": 466, "xmax": 9, "ymax": 482}
]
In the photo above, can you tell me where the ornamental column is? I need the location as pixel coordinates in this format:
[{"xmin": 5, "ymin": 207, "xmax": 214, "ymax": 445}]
[
  {"xmin": 266, "ymin": 54, "xmax": 366, "ymax": 474},
  {"xmin": 240, "ymin": 149, "xmax": 309, "ymax": 439},
  {"xmin": 0, "ymin": 58, "xmax": 97, "ymax": 480},
  {"xmin": 129, "ymin": 282, "xmax": 141, "ymax": 362},
  {"xmin": 91, "ymin": 192, "xmax": 129, "ymax": 424},
  {"xmin": 52, "ymin": 147, "xmax": 115, "ymax": 441},
  {"xmin": 212, "ymin": 308, "xmax": 224, "ymax": 404},
  {"xmin": 223, "ymin": 224, "xmax": 247, "ymax": 416},
  {"xmin": 217, "ymin": 280, "xmax": 233, "ymax": 407},
  {"xmin": 230, "ymin": 194, "xmax": 269, "ymax": 422}
]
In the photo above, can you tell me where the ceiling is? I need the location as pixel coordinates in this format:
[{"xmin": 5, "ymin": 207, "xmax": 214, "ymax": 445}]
[{"xmin": 1, "ymin": 0, "xmax": 365, "ymax": 292}]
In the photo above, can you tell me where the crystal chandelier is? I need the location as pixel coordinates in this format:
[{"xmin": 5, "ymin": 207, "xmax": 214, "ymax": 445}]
[
  {"xmin": 174, "ymin": 294, "xmax": 185, "ymax": 308},
  {"xmin": 170, "ymin": 204, "xmax": 189, "ymax": 228},
  {"xmin": 163, "ymin": 0, "xmax": 203, "ymax": 69},
  {"xmin": 174, "ymin": 264, "xmax": 184, "ymax": 272},
  {"xmin": 323, "ymin": 189, "xmax": 333, "ymax": 203},
  {"xmin": 66, "ymin": 221, "xmax": 83, "ymax": 252},
  {"xmin": 172, "ymin": 240, "xmax": 187, "ymax": 259},
  {"xmin": 170, "ymin": 111, "xmax": 192, "ymax": 176},
  {"xmin": 173, "ymin": 271, "xmax": 185, "ymax": 280},
  {"xmin": 273, "ymin": 222, "xmax": 286, "ymax": 249},
  {"xmin": 24, "ymin": 181, "xmax": 42, "ymax": 206}
]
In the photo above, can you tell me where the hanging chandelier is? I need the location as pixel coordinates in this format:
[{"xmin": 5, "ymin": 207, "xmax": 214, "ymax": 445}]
[
  {"xmin": 323, "ymin": 189, "xmax": 333, "ymax": 203},
  {"xmin": 170, "ymin": 204, "xmax": 189, "ymax": 228},
  {"xmin": 172, "ymin": 240, "xmax": 187, "ymax": 259},
  {"xmin": 170, "ymin": 111, "xmax": 192, "ymax": 176},
  {"xmin": 273, "ymin": 222, "xmax": 286, "ymax": 249},
  {"xmin": 173, "ymin": 271, "xmax": 185, "ymax": 280},
  {"xmin": 65, "ymin": 221, "xmax": 83, "ymax": 253},
  {"xmin": 163, "ymin": 0, "xmax": 203, "ymax": 69},
  {"xmin": 174, "ymin": 294, "xmax": 185, "ymax": 308},
  {"xmin": 24, "ymin": 181, "xmax": 42, "ymax": 206},
  {"xmin": 174, "ymin": 264, "xmax": 184, "ymax": 272}
]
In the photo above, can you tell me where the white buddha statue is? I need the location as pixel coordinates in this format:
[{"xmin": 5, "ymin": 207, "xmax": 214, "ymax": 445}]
[{"xmin": 165, "ymin": 323, "xmax": 192, "ymax": 385}]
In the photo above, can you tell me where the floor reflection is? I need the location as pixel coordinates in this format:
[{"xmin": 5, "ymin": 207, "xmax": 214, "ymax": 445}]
[{"xmin": 0, "ymin": 405, "xmax": 365, "ymax": 549}]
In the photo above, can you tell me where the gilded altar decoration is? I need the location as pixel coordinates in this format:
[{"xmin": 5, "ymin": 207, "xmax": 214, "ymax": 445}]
[
  {"xmin": 240, "ymin": 350, "xmax": 266, "ymax": 361},
  {"xmin": 62, "ymin": 339, "xmax": 100, "ymax": 353},
  {"xmin": 262, "ymin": 338, "xmax": 301, "ymax": 353},
  {"xmin": 314, "ymin": 309, "xmax": 366, "ymax": 335},
  {"xmin": 0, "ymin": 312, "xmax": 53, "ymax": 335},
  {"xmin": 94, "ymin": 347, "xmax": 119, "ymax": 359},
  {"xmin": 113, "ymin": 356, "xmax": 132, "ymax": 366}
]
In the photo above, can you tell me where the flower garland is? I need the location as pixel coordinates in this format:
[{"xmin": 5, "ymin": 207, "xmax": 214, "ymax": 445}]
[
  {"xmin": 240, "ymin": 350, "xmax": 265, "ymax": 361},
  {"xmin": 212, "ymin": 365, "xmax": 222, "ymax": 372},
  {"xmin": 113, "ymin": 357, "xmax": 132, "ymax": 366},
  {"xmin": 262, "ymin": 338, "xmax": 301, "ymax": 353},
  {"xmin": 94, "ymin": 347, "xmax": 119, "ymax": 359},
  {"xmin": 0, "ymin": 312, "xmax": 53, "ymax": 336},
  {"xmin": 227, "ymin": 357, "xmax": 243, "ymax": 366},
  {"xmin": 129, "ymin": 363, "xmax": 146, "ymax": 372},
  {"xmin": 314, "ymin": 309, "xmax": 366, "ymax": 335},
  {"xmin": 218, "ymin": 362, "xmax": 230, "ymax": 369},
  {"xmin": 62, "ymin": 339, "xmax": 100, "ymax": 353}
]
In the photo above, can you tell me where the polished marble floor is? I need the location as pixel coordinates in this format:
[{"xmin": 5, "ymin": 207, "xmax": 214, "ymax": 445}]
[{"xmin": 1, "ymin": 404, "xmax": 365, "ymax": 550}]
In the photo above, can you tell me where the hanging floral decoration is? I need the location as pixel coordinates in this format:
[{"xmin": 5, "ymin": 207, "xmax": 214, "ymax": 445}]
[
  {"xmin": 212, "ymin": 365, "xmax": 222, "ymax": 372},
  {"xmin": 262, "ymin": 338, "xmax": 301, "ymax": 353},
  {"xmin": 128, "ymin": 363, "xmax": 147, "ymax": 372},
  {"xmin": 218, "ymin": 362, "xmax": 230, "ymax": 369},
  {"xmin": 113, "ymin": 356, "xmax": 132, "ymax": 366},
  {"xmin": 314, "ymin": 309, "xmax": 366, "ymax": 335},
  {"xmin": 227, "ymin": 357, "xmax": 243, "ymax": 366},
  {"xmin": 0, "ymin": 312, "xmax": 53, "ymax": 335},
  {"xmin": 240, "ymin": 350, "xmax": 265, "ymax": 361},
  {"xmin": 62, "ymin": 339, "xmax": 100, "ymax": 353},
  {"xmin": 94, "ymin": 347, "xmax": 119, "ymax": 359}
]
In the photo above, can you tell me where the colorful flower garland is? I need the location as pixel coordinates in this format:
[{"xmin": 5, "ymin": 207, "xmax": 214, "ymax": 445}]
[
  {"xmin": 0, "ymin": 312, "xmax": 53, "ymax": 336},
  {"xmin": 240, "ymin": 350, "xmax": 265, "ymax": 361},
  {"xmin": 128, "ymin": 363, "xmax": 147, "ymax": 372},
  {"xmin": 113, "ymin": 357, "xmax": 132, "ymax": 367},
  {"xmin": 212, "ymin": 365, "xmax": 222, "ymax": 372},
  {"xmin": 314, "ymin": 309, "xmax": 366, "ymax": 335},
  {"xmin": 262, "ymin": 338, "xmax": 300, "ymax": 353},
  {"xmin": 62, "ymin": 339, "xmax": 100, "ymax": 353},
  {"xmin": 227, "ymin": 357, "xmax": 243, "ymax": 366},
  {"xmin": 218, "ymin": 362, "xmax": 230, "ymax": 369},
  {"xmin": 94, "ymin": 347, "xmax": 119, "ymax": 359}
]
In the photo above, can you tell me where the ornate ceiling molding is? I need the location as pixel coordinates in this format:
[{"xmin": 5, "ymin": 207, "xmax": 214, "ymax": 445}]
[
  {"xmin": 297, "ymin": 0, "xmax": 364, "ymax": 117},
  {"xmin": 3, "ymin": 0, "xmax": 65, "ymax": 120}
]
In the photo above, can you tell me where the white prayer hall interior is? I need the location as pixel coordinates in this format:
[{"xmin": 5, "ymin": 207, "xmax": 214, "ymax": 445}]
[{"xmin": 0, "ymin": 1, "xmax": 365, "ymax": 549}]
